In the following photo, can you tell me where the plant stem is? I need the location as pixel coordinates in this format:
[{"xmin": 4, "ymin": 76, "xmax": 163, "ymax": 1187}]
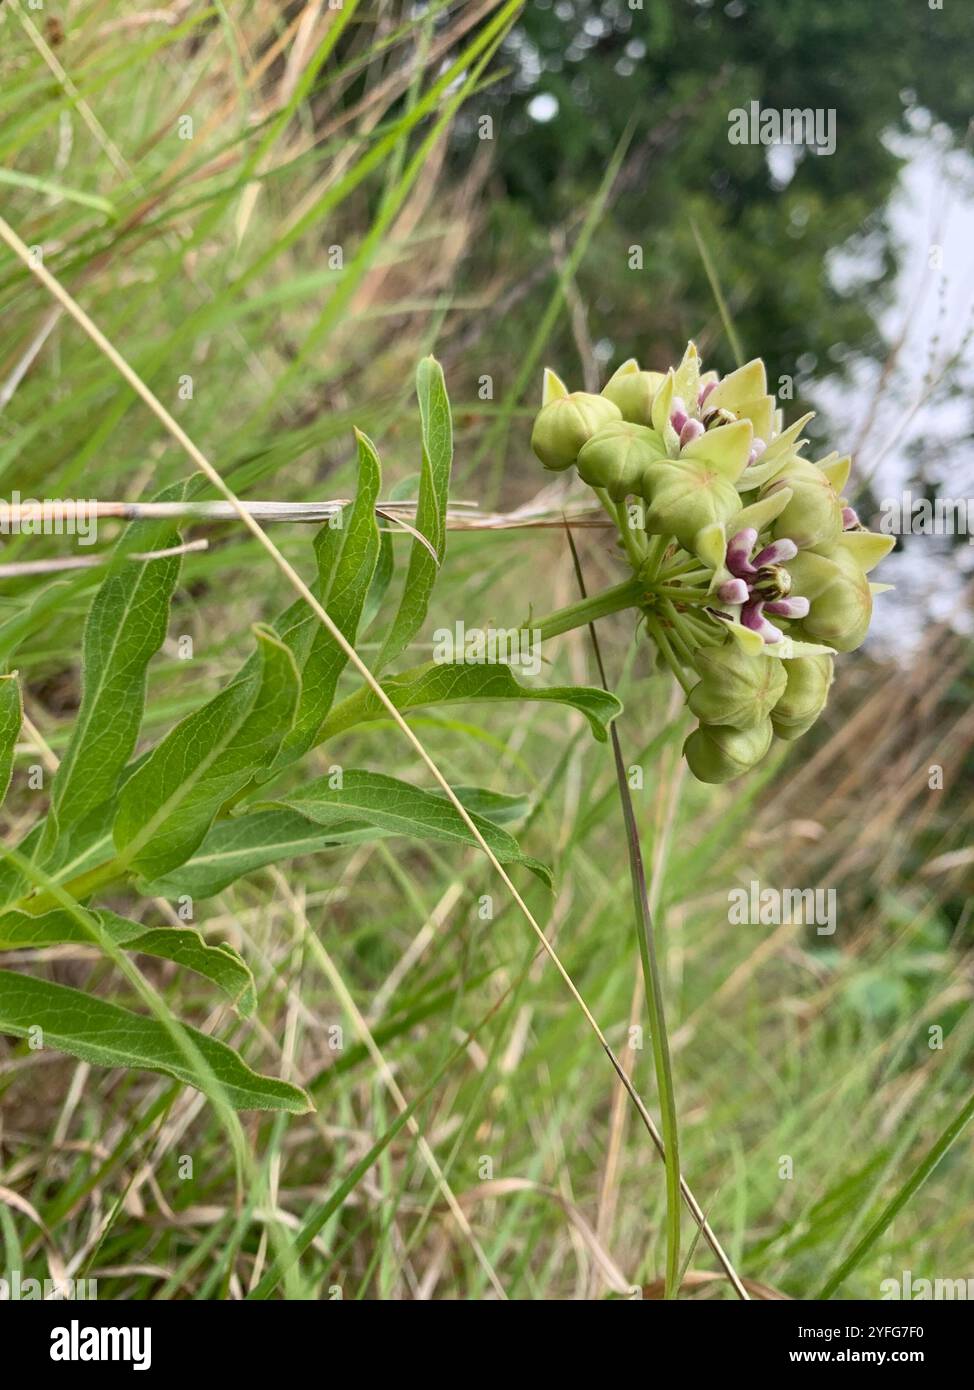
[
  {"xmin": 561, "ymin": 526, "xmax": 683, "ymax": 1301},
  {"xmin": 614, "ymin": 498, "xmax": 647, "ymax": 567},
  {"xmin": 13, "ymin": 856, "xmax": 127, "ymax": 916},
  {"xmin": 662, "ymin": 565, "xmax": 712, "ymax": 585},
  {"xmin": 659, "ymin": 600, "xmax": 699, "ymax": 668},
  {"xmin": 643, "ymin": 533, "xmax": 669, "ymax": 580},
  {"xmin": 655, "ymin": 585, "xmax": 710, "ymax": 605},
  {"xmin": 530, "ymin": 576, "xmax": 645, "ymax": 642},
  {"xmin": 645, "ymin": 614, "xmax": 694, "ymax": 696}
]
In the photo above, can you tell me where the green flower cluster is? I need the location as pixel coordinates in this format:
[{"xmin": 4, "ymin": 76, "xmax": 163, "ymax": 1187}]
[{"xmin": 530, "ymin": 344, "xmax": 894, "ymax": 783}]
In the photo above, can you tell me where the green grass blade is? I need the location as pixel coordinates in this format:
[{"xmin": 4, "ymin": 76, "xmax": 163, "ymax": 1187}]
[{"xmin": 817, "ymin": 1088, "xmax": 974, "ymax": 1298}]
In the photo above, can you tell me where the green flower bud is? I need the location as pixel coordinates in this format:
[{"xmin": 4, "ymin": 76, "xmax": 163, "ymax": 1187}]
[
  {"xmin": 531, "ymin": 392, "xmax": 622, "ymax": 471},
  {"xmin": 641, "ymin": 458, "xmax": 743, "ymax": 561},
  {"xmin": 688, "ymin": 644, "xmax": 787, "ymax": 729},
  {"xmin": 762, "ymin": 458, "xmax": 844, "ymax": 549},
  {"xmin": 787, "ymin": 548, "xmax": 872, "ymax": 652},
  {"xmin": 602, "ymin": 360, "xmax": 667, "ymax": 425},
  {"xmin": 576, "ymin": 421, "xmax": 666, "ymax": 499},
  {"xmin": 771, "ymin": 654, "xmax": 834, "ymax": 740},
  {"xmin": 684, "ymin": 718, "xmax": 774, "ymax": 783}
]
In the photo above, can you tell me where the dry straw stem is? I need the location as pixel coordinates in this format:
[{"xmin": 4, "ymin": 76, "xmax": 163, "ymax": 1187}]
[
  {"xmin": 0, "ymin": 539, "xmax": 208, "ymax": 580},
  {"xmin": 0, "ymin": 212, "xmax": 742, "ymax": 1298},
  {"xmin": 642, "ymin": 1270, "xmax": 789, "ymax": 1301},
  {"xmin": 0, "ymin": 498, "xmax": 610, "ymax": 531}
]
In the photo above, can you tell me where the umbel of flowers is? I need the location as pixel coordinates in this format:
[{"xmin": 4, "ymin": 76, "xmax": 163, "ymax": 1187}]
[{"xmin": 530, "ymin": 343, "xmax": 894, "ymax": 782}]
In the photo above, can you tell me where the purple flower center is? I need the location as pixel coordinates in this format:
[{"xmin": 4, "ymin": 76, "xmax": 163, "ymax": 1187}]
[
  {"xmin": 670, "ymin": 378, "xmax": 767, "ymax": 463},
  {"xmin": 716, "ymin": 527, "xmax": 809, "ymax": 642}
]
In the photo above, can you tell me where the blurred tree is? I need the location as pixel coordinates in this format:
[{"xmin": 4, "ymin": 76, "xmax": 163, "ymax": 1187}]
[{"xmin": 448, "ymin": 0, "xmax": 974, "ymax": 412}]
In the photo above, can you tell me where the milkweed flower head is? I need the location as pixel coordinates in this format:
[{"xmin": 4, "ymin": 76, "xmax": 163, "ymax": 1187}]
[{"xmin": 530, "ymin": 343, "xmax": 895, "ymax": 782}]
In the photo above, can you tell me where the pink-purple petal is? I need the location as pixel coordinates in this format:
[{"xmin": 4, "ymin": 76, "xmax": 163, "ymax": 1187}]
[
  {"xmin": 754, "ymin": 538, "xmax": 798, "ymax": 566},
  {"xmin": 764, "ymin": 596, "xmax": 810, "ymax": 618},
  {"xmin": 669, "ymin": 396, "xmax": 689, "ymax": 434},
  {"xmin": 726, "ymin": 528, "xmax": 758, "ymax": 577},
  {"xmin": 742, "ymin": 598, "xmax": 783, "ymax": 643},
  {"xmin": 717, "ymin": 578, "xmax": 750, "ymax": 605}
]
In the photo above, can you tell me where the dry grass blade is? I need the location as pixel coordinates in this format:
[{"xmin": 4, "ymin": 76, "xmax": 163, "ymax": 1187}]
[
  {"xmin": 457, "ymin": 1178, "xmax": 637, "ymax": 1297},
  {"xmin": 642, "ymin": 1271, "xmax": 790, "ymax": 1301},
  {"xmin": 0, "ymin": 499, "xmax": 608, "ymax": 531},
  {"xmin": 0, "ymin": 540, "xmax": 208, "ymax": 579}
]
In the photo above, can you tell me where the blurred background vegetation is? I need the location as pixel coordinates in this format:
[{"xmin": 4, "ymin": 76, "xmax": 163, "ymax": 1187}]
[{"xmin": 0, "ymin": 0, "xmax": 972, "ymax": 1299}]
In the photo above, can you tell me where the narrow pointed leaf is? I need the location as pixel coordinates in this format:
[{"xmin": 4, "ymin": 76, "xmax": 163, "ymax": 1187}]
[
  {"xmin": 141, "ymin": 786, "xmax": 530, "ymax": 900},
  {"xmin": 0, "ymin": 971, "xmax": 310, "ymax": 1112},
  {"xmin": 253, "ymin": 769, "xmax": 552, "ymax": 886},
  {"xmin": 47, "ymin": 481, "xmax": 187, "ymax": 835},
  {"xmin": 360, "ymin": 473, "xmax": 418, "ymax": 636},
  {"xmin": 0, "ymin": 674, "xmax": 22, "ymax": 809},
  {"xmin": 318, "ymin": 660, "xmax": 622, "ymax": 744},
  {"xmin": 272, "ymin": 429, "xmax": 381, "ymax": 765},
  {"xmin": 0, "ymin": 909, "xmax": 256, "ymax": 1014},
  {"xmin": 375, "ymin": 357, "xmax": 452, "ymax": 671},
  {"xmin": 114, "ymin": 625, "xmax": 300, "ymax": 879}
]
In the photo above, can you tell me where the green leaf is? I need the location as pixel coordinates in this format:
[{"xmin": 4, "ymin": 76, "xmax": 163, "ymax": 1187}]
[
  {"xmin": 0, "ymin": 575, "xmax": 92, "ymax": 664},
  {"xmin": 46, "ymin": 481, "xmax": 188, "ymax": 836},
  {"xmin": 0, "ymin": 909, "xmax": 256, "ymax": 1015},
  {"xmin": 271, "ymin": 429, "xmax": 381, "ymax": 765},
  {"xmin": 253, "ymin": 769, "xmax": 552, "ymax": 886},
  {"xmin": 360, "ymin": 519, "xmax": 394, "ymax": 637},
  {"xmin": 142, "ymin": 808, "xmax": 358, "ymax": 900},
  {"xmin": 375, "ymin": 357, "xmax": 452, "ymax": 671},
  {"xmin": 435, "ymin": 785, "xmax": 531, "ymax": 824},
  {"xmin": 0, "ymin": 673, "xmax": 22, "ymax": 809},
  {"xmin": 0, "ymin": 970, "xmax": 309, "ymax": 1112},
  {"xmin": 0, "ymin": 802, "xmax": 116, "ymax": 911},
  {"xmin": 270, "ymin": 521, "xmax": 344, "ymax": 671},
  {"xmin": 318, "ymin": 660, "xmax": 623, "ymax": 743},
  {"xmin": 360, "ymin": 473, "xmax": 417, "ymax": 636},
  {"xmin": 142, "ymin": 785, "xmax": 533, "ymax": 901},
  {"xmin": 113, "ymin": 624, "xmax": 300, "ymax": 879}
]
